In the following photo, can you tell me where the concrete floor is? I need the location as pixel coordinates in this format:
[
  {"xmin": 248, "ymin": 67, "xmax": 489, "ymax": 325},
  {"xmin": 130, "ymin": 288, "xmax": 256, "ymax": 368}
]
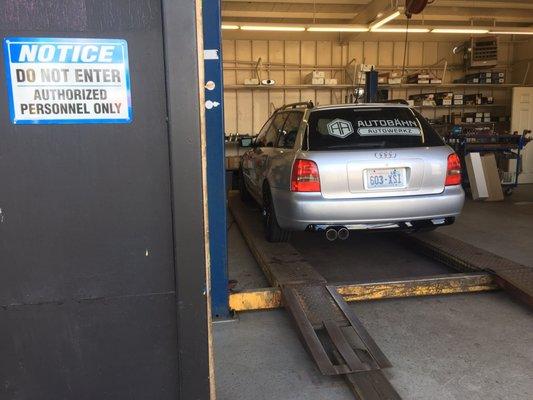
[{"xmin": 215, "ymin": 185, "xmax": 533, "ymax": 400}]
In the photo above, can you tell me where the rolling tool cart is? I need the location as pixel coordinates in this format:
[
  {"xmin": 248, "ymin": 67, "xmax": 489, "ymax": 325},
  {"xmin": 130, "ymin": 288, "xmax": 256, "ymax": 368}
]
[{"xmin": 445, "ymin": 125, "xmax": 532, "ymax": 195}]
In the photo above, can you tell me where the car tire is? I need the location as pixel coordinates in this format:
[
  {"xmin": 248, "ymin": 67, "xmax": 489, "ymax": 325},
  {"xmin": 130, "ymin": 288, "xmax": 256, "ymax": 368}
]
[
  {"xmin": 263, "ymin": 187, "xmax": 290, "ymax": 243},
  {"xmin": 239, "ymin": 168, "xmax": 253, "ymax": 203}
]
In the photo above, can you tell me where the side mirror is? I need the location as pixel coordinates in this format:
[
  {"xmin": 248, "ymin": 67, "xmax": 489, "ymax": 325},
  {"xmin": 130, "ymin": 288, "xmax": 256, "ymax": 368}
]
[{"xmin": 239, "ymin": 137, "xmax": 253, "ymax": 148}]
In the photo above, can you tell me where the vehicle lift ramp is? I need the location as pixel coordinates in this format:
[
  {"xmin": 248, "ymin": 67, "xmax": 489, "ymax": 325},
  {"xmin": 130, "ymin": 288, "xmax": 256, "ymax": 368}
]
[
  {"xmin": 228, "ymin": 191, "xmax": 532, "ymax": 399},
  {"xmin": 229, "ymin": 191, "xmax": 402, "ymax": 399}
]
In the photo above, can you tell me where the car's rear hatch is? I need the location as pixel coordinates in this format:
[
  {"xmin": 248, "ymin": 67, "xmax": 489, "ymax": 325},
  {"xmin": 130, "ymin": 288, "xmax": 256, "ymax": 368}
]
[{"xmin": 302, "ymin": 106, "xmax": 452, "ymax": 199}]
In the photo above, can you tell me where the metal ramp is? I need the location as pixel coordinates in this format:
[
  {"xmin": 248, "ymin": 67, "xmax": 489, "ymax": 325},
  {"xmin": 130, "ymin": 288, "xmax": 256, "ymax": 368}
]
[
  {"xmin": 282, "ymin": 284, "xmax": 391, "ymax": 376},
  {"xmin": 229, "ymin": 192, "xmax": 401, "ymax": 399},
  {"xmin": 405, "ymin": 232, "xmax": 533, "ymax": 308}
]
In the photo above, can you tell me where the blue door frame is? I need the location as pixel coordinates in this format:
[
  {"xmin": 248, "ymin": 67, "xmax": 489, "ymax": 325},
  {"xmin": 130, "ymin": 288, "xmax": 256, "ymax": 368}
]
[{"xmin": 203, "ymin": 0, "xmax": 230, "ymax": 318}]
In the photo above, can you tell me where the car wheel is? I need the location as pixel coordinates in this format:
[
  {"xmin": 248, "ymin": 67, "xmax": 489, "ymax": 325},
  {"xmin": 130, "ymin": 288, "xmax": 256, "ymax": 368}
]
[
  {"xmin": 239, "ymin": 168, "xmax": 253, "ymax": 203},
  {"xmin": 263, "ymin": 187, "xmax": 290, "ymax": 243}
]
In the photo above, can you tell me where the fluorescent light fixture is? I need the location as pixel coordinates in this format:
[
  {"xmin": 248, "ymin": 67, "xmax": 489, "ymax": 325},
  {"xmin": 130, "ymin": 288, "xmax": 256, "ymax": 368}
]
[
  {"xmin": 307, "ymin": 25, "xmax": 368, "ymax": 32},
  {"xmin": 369, "ymin": 10, "xmax": 401, "ymax": 31},
  {"xmin": 373, "ymin": 27, "xmax": 430, "ymax": 33},
  {"xmin": 431, "ymin": 28, "xmax": 489, "ymax": 34},
  {"xmin": 221, "ymin": 24, "xmax": 239, "ymax": 30},
  {"xmin": 490, "ymin": 30, "xmax": 533, "ymax": 35},
  {"xmin": 240, "ymin": 25, "xmax": 305, "ymax": 32}
]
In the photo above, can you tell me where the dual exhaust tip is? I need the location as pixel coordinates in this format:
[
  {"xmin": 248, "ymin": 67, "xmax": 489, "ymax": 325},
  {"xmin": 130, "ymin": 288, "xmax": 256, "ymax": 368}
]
[{"xmin": 325, "ymin": 227, "xmax": 349, "ymax": 241}]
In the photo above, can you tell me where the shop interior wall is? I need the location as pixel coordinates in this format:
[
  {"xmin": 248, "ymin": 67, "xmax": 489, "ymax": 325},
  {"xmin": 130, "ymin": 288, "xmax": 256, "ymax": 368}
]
[{"xmin": 222, "ymin": 32, "xmax": 516, "ymax": 135}]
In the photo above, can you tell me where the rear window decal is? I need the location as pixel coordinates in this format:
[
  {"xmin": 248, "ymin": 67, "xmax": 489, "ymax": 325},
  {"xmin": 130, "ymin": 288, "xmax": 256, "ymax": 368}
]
[
  {"xmin": 357, "ymin": 119, "xmax": 421, "ymax": 136},
  {"xmin": 327, "ymin": 118, "xmax": 354, "ymax": 138}
]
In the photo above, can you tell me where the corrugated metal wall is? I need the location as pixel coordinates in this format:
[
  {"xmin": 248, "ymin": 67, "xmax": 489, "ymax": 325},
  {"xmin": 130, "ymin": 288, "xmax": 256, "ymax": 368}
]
[{"xmin": 222, "ymin": 38, "xmax": 514, "ymax": 135}]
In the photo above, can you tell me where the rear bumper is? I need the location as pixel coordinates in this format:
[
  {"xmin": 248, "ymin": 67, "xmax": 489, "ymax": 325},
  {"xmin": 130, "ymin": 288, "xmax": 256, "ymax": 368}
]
[{"xmin": 272, "ymin": 185, "xmax": 465, "ymax": 231}]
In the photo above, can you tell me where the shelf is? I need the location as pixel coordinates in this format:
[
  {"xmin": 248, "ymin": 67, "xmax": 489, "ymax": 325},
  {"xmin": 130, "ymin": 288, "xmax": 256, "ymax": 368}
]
[
  {"xmin": 414, "ymin": 104, "xmax": 508, "ymax": 109},
  {"xmin": 382, "ymin": 83, "xmax": 523, "ymax": 89},
  {"xmin": 224, "ymin": 83, "xmax": 529, "ymax": 90},
  {"xmin": 224, "ymin": 84, "xmax": 352, "ymax": 90}
]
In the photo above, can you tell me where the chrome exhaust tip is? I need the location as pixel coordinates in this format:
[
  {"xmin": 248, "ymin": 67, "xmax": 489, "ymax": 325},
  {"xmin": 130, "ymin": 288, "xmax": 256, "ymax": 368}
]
[
  {"xmin": 325, "ymin": 228, "xmax": 338, "ymax": 241},
  {"xmin": 338, "ymin": 227, "xmax": 350, "ymax": 240}
]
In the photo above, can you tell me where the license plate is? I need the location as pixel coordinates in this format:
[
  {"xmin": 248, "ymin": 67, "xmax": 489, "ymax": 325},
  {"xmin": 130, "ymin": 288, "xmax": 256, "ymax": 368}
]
[{"xmin": 364, "ymin": 168, "xmax": 406, "ymax": 189}]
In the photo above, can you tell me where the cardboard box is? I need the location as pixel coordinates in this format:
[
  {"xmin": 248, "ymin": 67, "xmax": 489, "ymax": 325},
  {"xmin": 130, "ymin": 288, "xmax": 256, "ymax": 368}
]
[
  {"xmin": 304, "ymin": 71, "xmax": 325, "ymax": 83},
  {"xmin": 225, "ymin": 156, "xmax": 242, "ymax": 170},
  {"xmin": 481, "ymin": 154, "xmax": 504, "ymax": 201},
  {"xmin": 464, "ymin": 94, "xmax": 482, "ymax": 105},
  {"xmin": 309, "ymin": 78, "xmax": 324, "ymax": 85},
  {"xmin": 407, "ymin": 73, "xmax": 430, "ymax": 82},
  {"xmin": 356, "ymin": 64, "xmax": 374, "ymax": 73},
  {"xmin": 465, "ymin": 153, "xmax": 489, "ymax": 200},
  {"xmin": 435, "ymin": 92, "xmax": 453, "ymax": 106},
  {"xmin": 388, "ymin": 77, "xmax": 402, "ymax": 84},
  {"xmin": 309, "ymin": 71, "xmax": 325, "ymax": 78}
]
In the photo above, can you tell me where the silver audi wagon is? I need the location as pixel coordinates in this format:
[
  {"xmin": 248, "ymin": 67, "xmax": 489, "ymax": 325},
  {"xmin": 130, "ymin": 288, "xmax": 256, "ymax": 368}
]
[{"xmin": 239, "ymin": 102, "xmax": 465, "ymax": 242}]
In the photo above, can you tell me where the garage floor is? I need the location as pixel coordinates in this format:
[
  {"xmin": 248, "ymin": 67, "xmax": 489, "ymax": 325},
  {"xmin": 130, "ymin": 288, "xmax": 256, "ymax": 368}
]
[{"xmin": 215, "ymin": 185, "xmax": 533, "ymax": 400}]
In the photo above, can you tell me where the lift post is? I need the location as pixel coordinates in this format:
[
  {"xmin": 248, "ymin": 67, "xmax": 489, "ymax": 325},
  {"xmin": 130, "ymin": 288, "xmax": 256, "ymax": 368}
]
[{"xmin": 203, "ymin": 0, "xmax": 230, "ymax": 318}]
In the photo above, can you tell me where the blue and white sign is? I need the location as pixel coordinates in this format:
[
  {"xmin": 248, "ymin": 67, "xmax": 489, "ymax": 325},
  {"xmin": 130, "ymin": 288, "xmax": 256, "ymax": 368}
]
[{"xmin": 3, "ymin": 37, "xmax": 132, "ymax": 124}]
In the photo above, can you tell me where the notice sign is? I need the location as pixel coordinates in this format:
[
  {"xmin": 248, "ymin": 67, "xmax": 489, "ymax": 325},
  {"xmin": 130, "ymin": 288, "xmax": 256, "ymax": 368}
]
[{"xmin": 3, "ymin": 37, "xmax": 132, "ymax": 124}]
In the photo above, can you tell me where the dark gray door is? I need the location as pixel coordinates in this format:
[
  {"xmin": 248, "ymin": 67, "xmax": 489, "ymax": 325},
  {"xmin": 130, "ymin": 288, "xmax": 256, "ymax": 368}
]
[{"xmin": 0, "ymin": 1, "xmax": 209, "ymax": 399}]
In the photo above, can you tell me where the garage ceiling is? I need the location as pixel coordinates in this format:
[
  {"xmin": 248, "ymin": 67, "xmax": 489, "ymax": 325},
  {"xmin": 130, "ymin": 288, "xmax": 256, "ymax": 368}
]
[{"xmin": 221, "ymin": 0, "xmax": 533, "ymax": 27}]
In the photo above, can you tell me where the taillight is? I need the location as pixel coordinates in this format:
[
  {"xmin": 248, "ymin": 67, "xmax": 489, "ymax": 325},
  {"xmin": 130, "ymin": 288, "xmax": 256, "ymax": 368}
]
[
  {"xmin": 445, "ymin": 153, "xmax": 462, "ymax": 186},
  {"xmin": 291, "ymin": 159, "xmax": 321, "ymax": 192}
]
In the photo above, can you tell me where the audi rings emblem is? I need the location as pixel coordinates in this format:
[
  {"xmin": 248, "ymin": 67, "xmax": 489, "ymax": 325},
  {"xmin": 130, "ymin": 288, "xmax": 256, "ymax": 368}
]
[{"xmin": 375, "ymin": 151, "xmax": 397, "ymax": 159}]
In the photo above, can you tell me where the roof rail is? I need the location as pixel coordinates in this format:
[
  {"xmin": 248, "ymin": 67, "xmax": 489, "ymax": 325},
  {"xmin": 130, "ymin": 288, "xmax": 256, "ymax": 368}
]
[
  {"xmin": 383, "ymin": 99, "xmax": 409, "ymax": 105},
  {"xmin": 275, "ymin": 101, "xmax": 314, "ymax": 112}
]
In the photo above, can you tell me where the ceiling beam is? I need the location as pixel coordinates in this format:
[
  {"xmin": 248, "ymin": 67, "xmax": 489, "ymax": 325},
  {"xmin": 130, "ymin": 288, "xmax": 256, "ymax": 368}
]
[
  {"xmin": 349, "ymin": 0, "xmax": 396, "ymax": 24},
  {"xmin": 221, "ymin": 10, "xmax": 358, "ymax": 19},
  {"xmin": 222, "ymin": 0, "xmax": 369, "ymax": 3},
  {"xmin": 220, "ymin": 0, "xmax": 533, "ymax": 25},
  {"xmin": 413, "ymin": 7, "xmax": 533, "ymax": 24},
  {"xmin": 430, "ymin": 1, "xmax": 533, "ymax": 10}
]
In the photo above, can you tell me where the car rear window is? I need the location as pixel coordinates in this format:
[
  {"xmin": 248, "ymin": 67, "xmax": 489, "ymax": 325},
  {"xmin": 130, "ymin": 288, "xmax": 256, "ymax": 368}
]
[{"xmin": 306, "ymin": 107, "xmax": 444, "ymax": 150}]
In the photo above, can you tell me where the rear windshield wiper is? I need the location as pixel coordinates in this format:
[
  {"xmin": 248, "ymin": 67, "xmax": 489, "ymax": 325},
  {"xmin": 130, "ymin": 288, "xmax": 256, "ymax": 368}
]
[{"xmin": 323, "ymin": 141, "xmax": 386, "ymax": 149}]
